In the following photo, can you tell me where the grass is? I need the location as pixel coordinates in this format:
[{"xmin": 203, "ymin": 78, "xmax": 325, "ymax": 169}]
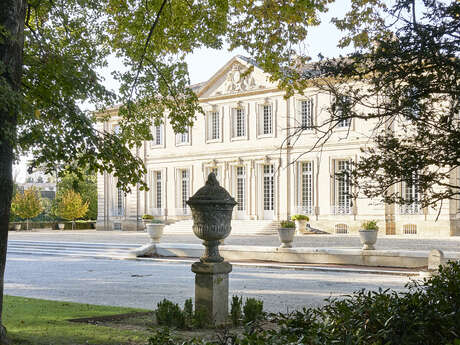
[{"xmin": 3, "ymin": 295, "xmax": 153, "ymax": 345}]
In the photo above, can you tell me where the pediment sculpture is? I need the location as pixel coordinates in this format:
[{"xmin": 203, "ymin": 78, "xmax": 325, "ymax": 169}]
[{"xmin": 221, "ymin": 63, "xmax": 258, "ymax": 94}]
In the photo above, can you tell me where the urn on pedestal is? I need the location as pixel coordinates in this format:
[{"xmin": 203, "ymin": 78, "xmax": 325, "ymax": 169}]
[{"xmin": 187, "ymin": 172, "xmax": 237, "ymax": 326}]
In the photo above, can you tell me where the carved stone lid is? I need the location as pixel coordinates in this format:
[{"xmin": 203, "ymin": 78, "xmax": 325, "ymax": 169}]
[{"xmin": 187, "ymin": 173, "xmax": 237, "ymax": 206}]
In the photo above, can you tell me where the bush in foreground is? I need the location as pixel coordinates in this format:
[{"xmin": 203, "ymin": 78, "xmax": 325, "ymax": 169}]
[{"xmin": 148, "ymin": 261, "xmax": 460, "ymax": 345}]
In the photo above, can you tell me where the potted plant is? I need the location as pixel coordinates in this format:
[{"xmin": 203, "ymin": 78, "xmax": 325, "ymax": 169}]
[
  {"xmin": 145, "ymin": 219, "xmax": 165, "ymax": 243},
  {"xmin": 58, "ymin": 222, "xmax": 65, "ymax": 230},
  {"xmin": 14, "ymin": 222, "xmax": 21, "ymax": 231},
  {"xmin": 278, "ymin": 220, "xmax": 296, "ymax": 248},
  {"xmin": 142, "ymin": 214, "xmax": 154, "ymax": 225},
  {"xmin": 359, "ymin": 220, "xmax": 379, "ymax": 250},
  {"xmin": 291, "ymin": 214, "xmax": 309, "ymax": 234}
]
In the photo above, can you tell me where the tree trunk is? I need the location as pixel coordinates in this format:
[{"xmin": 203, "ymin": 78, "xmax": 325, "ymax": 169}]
[{"xmin": 0, "ymin": 1, "xmax": 26, "ymax": 344}]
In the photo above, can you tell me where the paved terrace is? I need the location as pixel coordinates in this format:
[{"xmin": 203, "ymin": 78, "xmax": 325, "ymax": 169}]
[{"xmin": 9, "ymin": 230, "xmax": 460, "ymax": 253}]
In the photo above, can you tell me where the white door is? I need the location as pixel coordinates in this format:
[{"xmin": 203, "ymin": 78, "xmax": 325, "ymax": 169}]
[{"xmin": 263, "ymin": 164, "xmax": 275, "ymax": 219}]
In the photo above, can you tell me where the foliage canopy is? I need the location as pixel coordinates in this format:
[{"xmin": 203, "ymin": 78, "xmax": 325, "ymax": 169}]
[
  {"xmin": 10, "ymin": 188, "xmax": 44, "ymax": 229},
  {"xmin": 56, "ymin": 190, "xmax": 89, "ymax": 226}
]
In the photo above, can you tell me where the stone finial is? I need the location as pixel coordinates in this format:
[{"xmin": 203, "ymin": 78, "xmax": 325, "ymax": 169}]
[{"xmin": 428, "ymin": 249, "xmax": 444, "ymax": 271}]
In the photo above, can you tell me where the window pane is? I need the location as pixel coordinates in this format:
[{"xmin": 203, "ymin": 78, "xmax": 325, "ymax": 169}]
[
  {"xmin": 236, "ymin": 166, "xmax": 245, "ymax": 211},
  {"xmin": 334, "ymin": 160, "xmax": 351, "ymax": 214},
  {"xmin": 235, "ymin": 109, "xmax": 245, "ymax": 137},
  {"xmin": 211, "ymin": 112, "xmax": 220, "ymax": 140},
  {"xmin": 155, "ymin": 125, "xmax": 162, "ymax": 145},
  {"xmin": 117, "ymin": 188, "xmax": 123, "ymax": 215},
  {"xmin": 263, "ymin": 165, "xmax": 274, "ymax": 211},
  {"xmin": 335, "ymin": 96, "xmax": 352, "ymax": 127},
  {"xmin": 181, "ymin": 170, "xmax": 189, "ymax": 209},
  {"xmin": 301, "ymin": 162, "xmax": 313, "ymax": 213},
  {"xmin": 401, "ymin": 172, "xmax": 419, "ymax": 214},
  {"xmin": 301, "ymin": 99, "xmax": 313, "ymax": 128},
  {"xmin": 263, "ymin": 105, "xmax": 272, "ymax": 135},
  {"xmin": 155, "ymin": 171, "xmax": 162, "ymax": 209}
]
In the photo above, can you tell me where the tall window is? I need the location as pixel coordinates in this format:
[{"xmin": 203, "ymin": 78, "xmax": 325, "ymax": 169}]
[
  {"xmin": 176, "ymin": 127, "xmax": 190, "ymax": 144},
  {"xmin": 151, "ymin": 125, "xmax": 163, "ymax": 146},
  {"xmin": 262, "ymin": 105, "xmax": 272, "ymax": 135},
  {"xmin": 333, "ymin": 160, "xmax": 351, "ymax": 214},
  {"xmin": 334, "ymin": 96, "xmax": 352, "ymax": 128},
  {"xmin": 401, "ymin": 172, "xmax": 419, "ymax": 214},
  {"xmin": 233, "ymin": 108, "xmax": 246, "ymax": 138},
  {"xmin": 301, "ymin": 99, "xmax": 314, "ymax": 129},
  {"xmin": 236, "ymin": 166, "xmax": 246, "ymax": 211},
  {"xmin": 154, "ymin": 171, "xmax": 162, "ymax": 209},
  {"xmin": 300, "ymin": 162, "xmax": 313, "ymax": 214},
  {"xmin": 263, "ymin": 164, "xmax": 274, "ymax": 211},
  {"xmin": 116, "ymin": 187, "xmax": 124, "ymax": 216},
  {"xmin": 181, "ymin": 169, "xmax": 190, "ymax": 210},
  {"xmin": 208, "ymin": 112, "xmax": 220, "ymax": 140}
]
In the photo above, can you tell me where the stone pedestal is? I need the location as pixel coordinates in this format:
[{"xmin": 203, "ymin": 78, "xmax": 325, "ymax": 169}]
[
  {"xmin": 191, "ymin": 261, "xmax": 232, "ymax": 326},
  {"xmin": 428, "ymin": 249, "xmax": 444, "ymax": 270}
]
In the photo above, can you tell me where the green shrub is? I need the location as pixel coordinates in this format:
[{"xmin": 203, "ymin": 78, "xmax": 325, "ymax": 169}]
[
  {"xmin": 272, "ymin": 261, "xmax": 460, "ymax": 345},
  {"xmin": 231, "ymin": 295, "xmax": 243, "ymax": 327},
  {"xmin": 361, "ymin": 220, "xmax": 379, "ymax": 230},
  {"xmin": 142, "ymin": 214, "xmax": 154, "ymax": 220},
  {"xmin": 155, "ymin": 299, "xmax": 185, "ymax": 329},
  {"xmin": 291, "ymin": 214, "xmax": 309, "ymax": 221},
  {"xmin": 183, "ymin": 298, "xmax": 193, "ymax": 322},
  {"xmin": 279, "ymin": 220, "xmax": 295, "ymax": 228},
  {"xmin": 243, "ymin": 298, "xmax": 264, "ymax": 324},
  {"xmin": 193, "ymin": 306, "xmax": 209, "ymax": 329}
]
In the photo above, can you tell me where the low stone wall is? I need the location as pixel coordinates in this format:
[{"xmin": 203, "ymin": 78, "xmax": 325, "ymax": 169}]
[{"xmin": 154, "ymin": 243, "xmax": 460, "ymax": 269}]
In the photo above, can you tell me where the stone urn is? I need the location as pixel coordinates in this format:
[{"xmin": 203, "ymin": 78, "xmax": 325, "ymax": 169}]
[
  {"xmin": 146, "ymin": 222, "xmax": 165, "ymax": 243},
  {"xmin": 186, "ymin": 172, "xmax": 237, "ymax": 262},
  {"xmin": 58, "ymin": 223, "xmax": 65, "ymax": 230},
  {"xmin": 278, "ymin": 228, "xmax": 296, "ymax": 248},
  {"xmin": 14, "ymin": 223, "xmax": 21, "ymax": 231},
  {"xmin": 359, "ymin": 229, "xmax": 378, "ymax": 250},
  {"xmin": 295, "ymin": 220, "xmax": 307, "ymax": 234}
]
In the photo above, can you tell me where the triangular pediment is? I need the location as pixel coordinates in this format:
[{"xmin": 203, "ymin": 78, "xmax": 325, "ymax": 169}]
[{"xmin": 196, "ymin": 56, "xmax": 277, "ymax": 99}]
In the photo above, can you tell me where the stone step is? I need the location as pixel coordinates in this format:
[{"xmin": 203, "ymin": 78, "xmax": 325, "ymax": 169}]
[{"xmin": 7, "ymin": 240, "xmax": 137, "ymax": 259}]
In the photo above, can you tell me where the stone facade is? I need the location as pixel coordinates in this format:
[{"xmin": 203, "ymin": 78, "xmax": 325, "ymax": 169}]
[{"xmin": 96, "ymin": 56, "xmax": 460, "ymax": 237}]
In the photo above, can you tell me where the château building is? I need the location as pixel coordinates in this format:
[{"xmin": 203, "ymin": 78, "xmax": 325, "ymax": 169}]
[{"xmin": 96, "ymin": 56, "xmax": 458, "ymax": 237}]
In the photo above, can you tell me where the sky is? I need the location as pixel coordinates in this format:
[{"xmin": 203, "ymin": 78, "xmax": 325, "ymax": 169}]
[{"xmin": 14, "ymin": 1, "xmax": 351, "ymax": 183}]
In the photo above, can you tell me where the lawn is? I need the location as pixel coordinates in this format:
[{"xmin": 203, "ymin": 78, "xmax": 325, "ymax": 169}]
[{"xmin": 3, "ymin": 295, "xmax": 153, "ymax": 345}]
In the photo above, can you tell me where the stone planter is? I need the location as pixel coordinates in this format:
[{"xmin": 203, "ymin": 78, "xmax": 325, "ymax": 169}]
[
  {"xmin": 359, "ymin": 229, "xmax": 378, "ymax": 250},
  {"xmin": 278, "ymin": 228, "xmax": 295, "ymax": 248},
  {"xmin": 295, "ymin": 219, "xmax": 307, "ymax": 234},
  {"xmin": 58, "ymin": 223, "xmax": 65, "ymax": 230},
  {"xmin": 14, "ymin": 223, "xmax": 21, "ymax": 231},
  {"xmin": 146, "ymin": 223, "xmax": 165, "ymax": 243}
]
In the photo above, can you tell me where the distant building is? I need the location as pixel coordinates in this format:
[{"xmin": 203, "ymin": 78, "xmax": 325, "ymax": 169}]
[
  {"xmin": 96, "ymin": 56, "xmax": 458, "ymax": 237},
  {"xmin": 18, "ymin": 182, "xmax": 56, "ymax": 200}
]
